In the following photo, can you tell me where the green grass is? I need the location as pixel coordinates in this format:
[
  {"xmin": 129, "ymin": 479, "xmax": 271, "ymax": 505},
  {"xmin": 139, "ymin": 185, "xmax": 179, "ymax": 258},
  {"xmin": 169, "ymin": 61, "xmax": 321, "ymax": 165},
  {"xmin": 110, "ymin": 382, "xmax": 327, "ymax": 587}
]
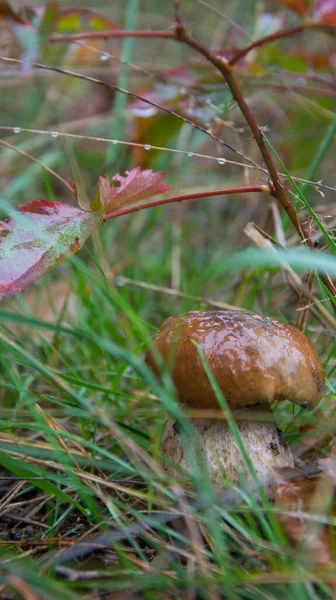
[{"xmin": 1, "ymin": 1, "xmax": 336, "ymax": 598}]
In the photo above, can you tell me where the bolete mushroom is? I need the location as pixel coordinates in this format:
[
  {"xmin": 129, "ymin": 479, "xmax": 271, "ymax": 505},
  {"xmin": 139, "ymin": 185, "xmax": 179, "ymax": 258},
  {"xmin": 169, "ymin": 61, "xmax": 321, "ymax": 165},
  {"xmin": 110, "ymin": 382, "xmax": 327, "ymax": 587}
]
[{"xmin": 145, "ymin": 310, "xmax": 325, "ymax": 486}]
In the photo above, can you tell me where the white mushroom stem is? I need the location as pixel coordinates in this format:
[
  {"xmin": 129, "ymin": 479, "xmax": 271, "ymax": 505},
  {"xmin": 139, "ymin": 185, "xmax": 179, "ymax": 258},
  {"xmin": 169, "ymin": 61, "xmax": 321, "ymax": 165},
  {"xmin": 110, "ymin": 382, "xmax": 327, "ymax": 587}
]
[{"xmin": 161, "ymin": 413, "xmax": 294, "ymax": 488}]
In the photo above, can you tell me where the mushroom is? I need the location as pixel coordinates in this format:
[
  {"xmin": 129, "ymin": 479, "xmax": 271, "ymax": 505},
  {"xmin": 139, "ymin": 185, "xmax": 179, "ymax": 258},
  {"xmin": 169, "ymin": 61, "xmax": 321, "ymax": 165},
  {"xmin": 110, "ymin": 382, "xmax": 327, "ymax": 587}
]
[{"xmin": 145, "ymin": 310, "xmax": 325, "ymax": 486}]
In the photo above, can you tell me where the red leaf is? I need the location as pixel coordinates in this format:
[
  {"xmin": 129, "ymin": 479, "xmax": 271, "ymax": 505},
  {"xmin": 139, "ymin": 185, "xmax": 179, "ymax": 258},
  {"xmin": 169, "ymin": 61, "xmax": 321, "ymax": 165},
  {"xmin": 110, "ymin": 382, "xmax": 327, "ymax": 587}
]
[
  {"xmin": 100, "ymin": 167, "xmax": 170, "ymax": 214},
  {"xmin": 0, "ymin": 200, "xmax": 102, "ymax": 298},
  {"xmin": 314, "ymin": 0, "xmax": 336, "ymax": 23},
  {"xmin": 19, "ymin": 199, "xmax": 59, "ymax": 214}
]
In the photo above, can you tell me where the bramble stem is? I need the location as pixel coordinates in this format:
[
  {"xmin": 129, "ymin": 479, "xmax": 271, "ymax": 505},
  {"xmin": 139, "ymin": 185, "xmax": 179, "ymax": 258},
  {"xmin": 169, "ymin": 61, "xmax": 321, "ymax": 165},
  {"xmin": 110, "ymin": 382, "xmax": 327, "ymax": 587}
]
[
  {"xmin": 173, "ymin": 20, "xmax": 306, "ymax": 241},
  {"xmin": 103, "ymin": 186, "xmax": 269, "ymax": 221},
  {"xmin": 50, "ymin": 23, "xmax": 336, "ymax": 50}
]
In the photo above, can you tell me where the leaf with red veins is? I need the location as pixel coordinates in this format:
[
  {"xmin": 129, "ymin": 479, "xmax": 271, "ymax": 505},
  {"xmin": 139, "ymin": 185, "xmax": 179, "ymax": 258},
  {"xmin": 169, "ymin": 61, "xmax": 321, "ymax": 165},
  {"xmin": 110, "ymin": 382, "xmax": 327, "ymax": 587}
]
[
  {"xmin": 0, "ymin": 200, "xmax": 102, "ymax": 299},
  {"xmin": 101, "ymin": 167, "xmax": 170, "ymax": 214},
  {"xmin": 314, "ymin": 0, "xmax": 336, "ymax": 23}
]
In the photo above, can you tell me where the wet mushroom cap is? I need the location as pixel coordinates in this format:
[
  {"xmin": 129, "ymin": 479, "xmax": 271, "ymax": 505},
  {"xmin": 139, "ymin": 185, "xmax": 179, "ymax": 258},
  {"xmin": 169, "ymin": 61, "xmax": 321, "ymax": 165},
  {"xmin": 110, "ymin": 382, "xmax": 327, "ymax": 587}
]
[{"xmin": 145, "ymin": 310, "xmax": 325, "ymax": 410}]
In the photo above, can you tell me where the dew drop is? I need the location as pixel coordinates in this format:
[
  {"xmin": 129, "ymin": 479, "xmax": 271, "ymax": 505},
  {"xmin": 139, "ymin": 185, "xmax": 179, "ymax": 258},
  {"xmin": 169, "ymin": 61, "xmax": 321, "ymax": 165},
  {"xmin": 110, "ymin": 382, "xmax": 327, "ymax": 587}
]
[
  {"xmin": 112, "ymin": 140, "xmax": 118, "ymax": 145},
  {"xmin": 51, "ymin": 132, "xmax": 59, "ymax": 138},
  {"xmin": 144, "ymin": 144, "xmax": 151, "ymax": 150},
  {"xmin": 187, "ymin": 152, "xmax": 193, "ymax": 157},
  {"xmin": 13, "ymin": 127, "xmax": 21, "ymax": 134},
  {"xmin": 131, "ymin": 106, "xmax": 157, "ymax": 118},
  {"xmin": 218, "ymin": 158, "xmax": 226, "ymax": 165},
  {"xmin": 100, "ymin": 52, "xmax": 109, "ymax": 61},
  {"xmin": 115, "ymin": 277, "xmax": 125, "ymax": 287}
]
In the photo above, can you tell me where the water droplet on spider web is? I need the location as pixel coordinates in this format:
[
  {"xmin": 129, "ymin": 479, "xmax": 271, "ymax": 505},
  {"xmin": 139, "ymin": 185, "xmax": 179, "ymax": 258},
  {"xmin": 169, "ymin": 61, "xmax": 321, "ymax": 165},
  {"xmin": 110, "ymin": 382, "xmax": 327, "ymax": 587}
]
[
  {"xmin": 144, "ymin": 144, "xmax": 151, "ymax": 150},
  {"xmin": 112, "ymin": 140, "xmax": 118, "ymax": 145},
  {"xmin": 13, "ymin": 127, "xmax": 21, "ymax": 134},
  {"xmin": 187, "ymin": 152, "xmax": 194, "ymax": 157},
  {"xmin": 218, "ymin": 158, "xmax": 226, "ymax": 165},
  {"xmin": 51, "ymin": 132, "xmax": 59, "ymax": 138},
  {"xmin": 100, "ymin": 52, "xmax": 109, "ymax": 61}
]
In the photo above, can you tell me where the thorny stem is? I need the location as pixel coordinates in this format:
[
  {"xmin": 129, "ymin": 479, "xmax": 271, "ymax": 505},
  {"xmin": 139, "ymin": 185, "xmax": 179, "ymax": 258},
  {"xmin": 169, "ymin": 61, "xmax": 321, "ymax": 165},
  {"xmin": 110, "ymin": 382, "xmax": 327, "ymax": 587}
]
[
  {"xmin": 172, "ymin": 12, "xmax": 336, "ymax": 299},
  {"xmin": 103, "ymin": 186, "xmax": 269, "ymax": 221},
  {"xmin": 173, "ymin": 17, "xmax": 305, "ymax": 238},
  {"xmin": 50, "ymin": 22, "xmax": 336, "ymax": 47}
]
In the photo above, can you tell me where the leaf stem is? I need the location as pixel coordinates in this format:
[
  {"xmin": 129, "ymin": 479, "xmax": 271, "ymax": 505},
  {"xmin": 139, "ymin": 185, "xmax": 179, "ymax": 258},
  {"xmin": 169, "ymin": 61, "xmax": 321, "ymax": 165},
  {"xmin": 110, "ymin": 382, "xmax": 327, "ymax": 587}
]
[{"xmin": 103, "ymin": 185, "xmax": 269, "ymax": 221}]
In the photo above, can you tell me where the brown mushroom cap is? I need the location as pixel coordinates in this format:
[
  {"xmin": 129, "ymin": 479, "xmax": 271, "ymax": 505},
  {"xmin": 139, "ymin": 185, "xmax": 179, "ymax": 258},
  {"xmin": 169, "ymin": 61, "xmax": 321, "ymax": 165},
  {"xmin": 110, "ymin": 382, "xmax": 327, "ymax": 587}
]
[{"xmin": 145, "ymin": 310, "xmax": 325, "ymax": 410}]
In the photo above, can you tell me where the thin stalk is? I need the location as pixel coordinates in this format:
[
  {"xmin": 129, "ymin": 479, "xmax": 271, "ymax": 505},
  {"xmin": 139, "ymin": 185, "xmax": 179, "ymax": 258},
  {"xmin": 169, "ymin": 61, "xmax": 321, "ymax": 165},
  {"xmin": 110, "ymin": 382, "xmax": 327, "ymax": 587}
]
[
  {"xmin": 103, "ymin": 185, "xmax": 269, "ymax": 221},
  {"xmin": 107, "ymin": 0, "xmax": 139, "ymax": 163},
  {"xmin": 0, "ymin": 57, "xmax": 255, "ymax": 166},
  {"xmin": 263, "ymin": 134, "xmax": 336, "ymax": 253},
  {"xmin": 301, "ymin": 114, "xmax": 336, "ymax": 195},
  {"xmin": 50, "ymin": 29, "xmax": 175, "ymax": 42}
]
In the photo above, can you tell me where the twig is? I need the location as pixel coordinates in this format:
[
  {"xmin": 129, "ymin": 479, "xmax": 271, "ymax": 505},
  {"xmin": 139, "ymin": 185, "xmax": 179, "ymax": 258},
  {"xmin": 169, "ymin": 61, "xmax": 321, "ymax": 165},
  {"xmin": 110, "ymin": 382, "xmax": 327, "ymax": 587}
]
[
  {"xmin": 0, "ymin": 56, "xmax": 260, "ymax": 169},
  {"xmin": 50, "ymin": 29, "xmax": 175, "ymax": 43},
  {"xmin": 229, "ymin": 23, "xmax": 336, "ymax": 66}
]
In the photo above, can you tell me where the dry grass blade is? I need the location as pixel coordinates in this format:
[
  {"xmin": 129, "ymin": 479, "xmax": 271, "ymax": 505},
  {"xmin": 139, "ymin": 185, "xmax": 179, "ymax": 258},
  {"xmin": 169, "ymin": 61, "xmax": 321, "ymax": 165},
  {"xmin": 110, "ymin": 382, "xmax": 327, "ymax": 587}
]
[
  {"xmin": 114, "ymin": 275, "xmax": 240, "ymax": 310},
  {"xmin": 35, "ymin": 404, "xmax": 107, "ymax": 480},
  {"xmin": 6, "ymin": 576, "xmax": 44, "ymax": 600},
  {"xmin": 244, "ymin": 222, "xmax": 336, "ymax": 331},
  {"xmin": 296, "ymin": 270, "xmax": 316, "ymax": 332},
  {"xmin": 0, "ymin": 139, "xmax": 73, "ymax": 192},
  {"xmin": 0, "ymin": 480, "xmax": 26, "ymax": 516}
]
